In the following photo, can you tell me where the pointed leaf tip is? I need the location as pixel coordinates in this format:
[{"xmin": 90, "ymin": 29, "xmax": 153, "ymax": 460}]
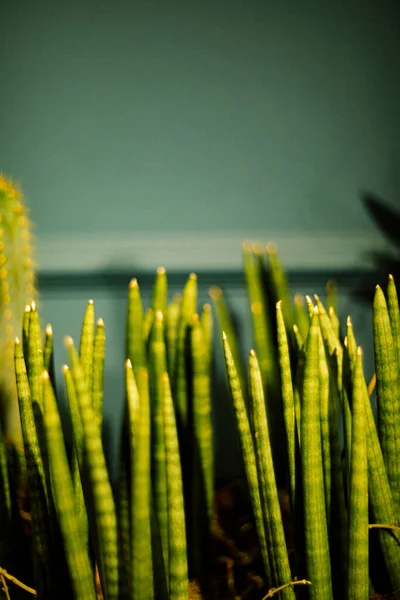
[
  {"xmin": 294, "ymin": 293, "xmax": 304, "ymax": 305},
  {"xmin": 266, "ymin": 241, "xmax": 277, "ymax": 254},
  {"xmin": 42, "ymin": 371, "xmax": 50, "ymax": 381},
  {"xmin": 155, "ymin": 310, "xmax": 164, "ymax": 322},
  {"xmin": 357, "ymin": 346, "xmax": 363, "ymax": 356},
  {"xmin": 344, "ymin": 336, "xmax": 348, "ymax": 347},
  {"xmin": 62, "ymin": 365, "xmax": 69, "ymax": 374},
  {"xmin": 189, "ymin": 272, "xmax": 197, "ymax": 281},
  {"xmin": 45, "ymin": 324, "xmax": 53, "ymax": 335},
  {"xmin": 157, "ymin": 266, "xmax": 166, "ymax": 275},
  {"xmin": 63, "ymin": 336, "xmax": 74, "ymax": 348},
  {"xmin": 24, "ymin": 305, "xmax": 31, "ymax": 313},
  {"xmin": 313, "ymin": 305, "xmax": 319, "ymax": 315},
  {"xmin": 249, "ymin": 349, "xmax": 256, "ymax": 357},
  {"xmin": 222, "ymin": 331, "xmax": 227, "ymax": 341},
  {"xmin": 208, "ymin": 286, "xmax": 222, "ymax": 300},
  {"xmin": 15, "ymin": 337, "xmax": 20, "ymax": 344},
  {"xmin": 346, "ymin": 316, "xmax": 352, "ymax": 327},
  {"xmin": 126, "ymin": 359, "xmax": 132, "ymax": 369},
  {"xmin": 129, "ymin": 278, "xmax": 138, "ymax": 289},
  {"xmin": 88, "ymin": 299, "xmax": 94, "ymax": 305},
  {"xmin": 31, "ymin": 300, "xmax": 36, "ymax": 311},
  {"xmin": 276, "ymin": 300, "xmax": 282, "ymax": 309},
  {"xmin": 96, "ymin": 318, "xmax": 104, "ymax": 326},
  {"xmin": 242, "ymin": 240, "xmax": 252, "ymax": 252},
  {"xmin": 293, "ymin": 324, "xmax": 298, "ymax": 333},
  {"xmin": 389, "ymin": 274, "xmax": 394, "ymax": 281},
  {"xmin": 252, "ymin": 242, "xmax": 264, "ymax": 255}
]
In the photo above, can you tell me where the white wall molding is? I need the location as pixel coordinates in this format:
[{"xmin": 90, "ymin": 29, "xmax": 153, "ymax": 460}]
[{"xmin": 36, "ymin": 231, "xmax": 395, "ymax": 274}]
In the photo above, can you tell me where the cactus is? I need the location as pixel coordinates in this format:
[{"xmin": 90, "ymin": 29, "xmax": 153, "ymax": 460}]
[{"xmin": 0, "ymin": 174, "xmax": 36, "ymax": 445}]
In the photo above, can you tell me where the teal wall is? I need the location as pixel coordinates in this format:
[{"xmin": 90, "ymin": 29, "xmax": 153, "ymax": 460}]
[
  {"xmin": 1, "ymin": 0, "xmax": 399, "ymax": 479},
  {"xmin": 1, "ymin": 0, "xmax": 400, "ymax": 235}
]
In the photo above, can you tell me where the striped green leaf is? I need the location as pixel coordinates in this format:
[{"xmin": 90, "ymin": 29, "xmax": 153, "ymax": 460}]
[
  {"xmin": 79, "ymin": 300, "xmax": 95, "ymax": 404},
  {"xmin": 43, "ymin": 372, "xmax": 96, "ymax": 600},
  {"xmin": 92, "ymin": 317, "xmax": 105, "ymax": 429},
  {"xmin": 347, "ymin": 349, "xmax": 368, "ymax": 600},
  {"xmin": 162, "ymin": 372, "xmax": 188, "ymax": 600},
  {"xmin": 301, "ymin": 309, "xmax": 333, "ymax": 600},
  {"xmin": 373, "ymin": 285, "xmax": 400, "ymax": 517},
  {"xmin": 131, "ymin": 367, "xmax": 154, "ymax": 600},
  {"xmin": 222, "ymin": 332, "xmax": 272, "ymax": 586},
  {"xmin": 249, "ymin": 349, "xmax": 295, "ymax": 599},
  {"xmin": 65, "ymin": 337, "xmax": 119, "ymax": 600}
]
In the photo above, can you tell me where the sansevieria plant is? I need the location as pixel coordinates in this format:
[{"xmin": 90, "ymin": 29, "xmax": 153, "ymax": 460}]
[
  {"xmin": 216, "ymin": 245, "xmax": 400, "ymax": 599},
  {"xmin": 0, "ymin": 211, "xmax": 397, "ymax": 600}
]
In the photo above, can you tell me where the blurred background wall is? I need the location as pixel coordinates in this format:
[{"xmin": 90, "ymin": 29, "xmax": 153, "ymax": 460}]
[{"xmin": 1, "ymin": 0, "xmax": 399, "ymax": 479}]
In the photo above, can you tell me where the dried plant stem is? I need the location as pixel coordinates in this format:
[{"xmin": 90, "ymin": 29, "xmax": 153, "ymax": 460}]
[
  {"xmin": 262, "ymin": 579, "xmax": 311, "ymax": 599},
  {"xmin": 0, "ymin": 573, "xmax": 11, "ymax": 600},
  {"xmin": 368, "ymin": 372, "xmax": 377, "ymax": 397},
  {"xmin": 0, "ymin": 568, "xmax": 36, "ymax": 596},
  {"xmin": 368, "ymin": 524, "xmax": 400, "ymax": 532}
]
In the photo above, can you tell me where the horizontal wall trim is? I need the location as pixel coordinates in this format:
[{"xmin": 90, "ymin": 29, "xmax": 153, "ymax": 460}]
[{"xmin": 36, "ymin": 231, "xmax": 394, "ymax": 274}]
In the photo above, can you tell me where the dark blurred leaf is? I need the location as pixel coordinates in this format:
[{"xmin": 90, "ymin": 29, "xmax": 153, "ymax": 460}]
[{"xmin": 361, "ymin": 192, "xmax": 400, "ymax": 250}]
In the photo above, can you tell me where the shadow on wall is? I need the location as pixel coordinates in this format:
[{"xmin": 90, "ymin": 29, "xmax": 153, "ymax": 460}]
[{"xmin": 356, "ymin": 191, "xmax": 400, "ymax": 301}]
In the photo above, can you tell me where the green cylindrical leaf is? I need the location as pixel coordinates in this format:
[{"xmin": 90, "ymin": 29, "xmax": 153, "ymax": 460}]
[
  {"xmin": 149, "ymin": 312, "xmax": 169, "ymax": 573},
  {"xmin": 301, "ymin": 310, "xmax": 333, "ymax": 600},
  {"xmin": 166, "ymin": 294, "xmax": 181, "ymax": 375},
  {"xmin": 65, "ymin": 337, "xmax": 119, "ymax": 600},
  {"xmin": 191, "ymin": 315, "xmax": 214, "ymax": 578},
  {"xmin": 387, "ymin": 275, "xmax": 400, "ymax": 373},
  {"xmin": 152, "ymin": 267, "xmax": 168, "ymax": 316},
  {"xmin": 222, "ymin": 332, "xmax": 272, "ymax": 585},
  {"xmin": 63, "ymin": 365, "xmax": 88, "ymax": 545},
  {"xmin": 249, "ymin": 349, "xmax": 295, "ymax": 599},
  {"xmin": 79, "ymin": 300, "xmax": 95, "ymax": 404},
  {"xmin": 347, "ymin": 349, "xmax": 368, "ymax": 600},
  {"xmin": 373, "ymin": 285, "xmax": 400, "ymax": 517},
  {"xmin": 14, "ymin": 338, "xmax": 51, "ymax": 594},
  {"xmin": 162, "ymin": 373, "xmax": 188, "ymax": 600},
  {"xmin": 92, "ymin": 318, "xmax": 105, "ymax": 430},
  {"xmin": 126, "ymin": 278, "xmax": 146, "ymax": 374},
  {"xmin": 276, "ymin": 303, "xmax": 296, "ymax": 513},
  {"xmin": 294, "ymin": 294, "xmax": 309, "ymax": 341},
  {"xmin": 318, "ymin": 327, "xmax": 331, "ymax": 525},
  {"xmin": 173, "ymin": 273, "xmax": 197, "ymax": 436},
  {"xmin": 209, "ymin": 286, "xmax": 246, "ymax": 399},
  {"xmin": 131, "ymin": 367, "xmax": 154, "ymax": 600},
  {"xmin": 43, "ymin": 372, "xmax": 96, "ymax": 600}
]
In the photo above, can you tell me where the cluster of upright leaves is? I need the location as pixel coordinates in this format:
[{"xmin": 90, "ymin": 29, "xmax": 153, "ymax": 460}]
[
  {"xmin": 0, "ymin": 174, "xmax": 36, "ymax": 446},
  {"xmin": 12, "ymin": 299, "xmax": 105, "ymax": 599},
  {"xmin": 120, "ymin": 267, "xmax": 214, "ymax": 600},
  {"xmin": 6, "ymin": 266, "xmax": 213, "ymax": 600},
  {"xmin": 213, "ymin": 242, "xmax": 314, "ymax": 488},
  {"xmin": 7, "ymin": 235, "xmax": 400, "ymax": 600},
  {"xmin": 219, "ymin": 242, "xmax": 400, "ymax": 599}
]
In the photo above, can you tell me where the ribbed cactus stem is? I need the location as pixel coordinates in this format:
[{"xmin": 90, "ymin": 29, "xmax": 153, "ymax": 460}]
[{"xmin": 0, "ymin": 174, "xmax": 36, "ymax": 445}]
